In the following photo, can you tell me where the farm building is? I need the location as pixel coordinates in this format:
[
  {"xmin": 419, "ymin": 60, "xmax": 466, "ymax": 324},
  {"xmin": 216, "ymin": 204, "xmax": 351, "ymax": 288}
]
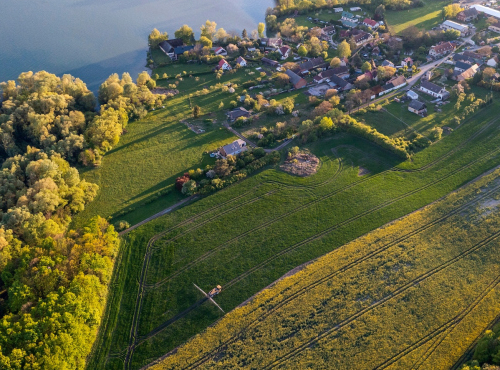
[
  {"xmin": 220, "ymin": 139, "xmax": 247, "ymax": 157},
  {"xmin": 440, "ymin": 20, "xmax": 469, "ymax": 36},
  {"xmin": 408, "ymin": 100, "xmax": 427, "ymax": 116},
  {"xmin": 419, "ymin": 80, "xmax": 450, "ymax": 100},
  {"xmin": 471, "ymin": 5, "xmax": 500, "ymax": 20},
  {"xmin": 285, "ymin": 69, "xmax": 307, "ymax": 89}
]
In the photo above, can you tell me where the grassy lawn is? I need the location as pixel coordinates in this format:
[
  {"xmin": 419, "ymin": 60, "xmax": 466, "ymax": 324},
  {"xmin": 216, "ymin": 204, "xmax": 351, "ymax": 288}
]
[
  {"xmin": 385, "ymin": 0, "xmax": 448, "ymax": 34},
  {"xmin": 292, "ymin": 8, "xmax": 367, "ymax": 28},
  {"xmin": 152, "ymin": 163, "xmax": 500, "ymax": 370},
  {"xmin": 87, "ymin": 99, "xmax": 500, "ymax": 370}
]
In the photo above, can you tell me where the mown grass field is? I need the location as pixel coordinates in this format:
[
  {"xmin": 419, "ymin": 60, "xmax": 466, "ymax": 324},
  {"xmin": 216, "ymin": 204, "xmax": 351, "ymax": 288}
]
[
  {"xmin": 87, "ymin": 99, "xmax": 500, "ymax": 370},
  {"xmin": 151, "ymin": 163, "xmax": 500, "ymax": 370},
  {"xmin": 385, "ymin": 0, "xmax": 448, "ymax": 34}
]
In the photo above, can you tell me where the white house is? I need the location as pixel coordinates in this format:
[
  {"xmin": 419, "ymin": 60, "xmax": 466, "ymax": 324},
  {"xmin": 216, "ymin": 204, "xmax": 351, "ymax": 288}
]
[
  {"xmin": 379, "ymin": 76, "xmax": 407, "ymax": 95},
  {"xmin": 220, "ymin": 139, "xmax": 247, "ymax": 157},
  {"xmin": 429, "ymin": 42, "xmax": 456, "ymax": 58},
  {"xmin": 218, "ymin": 59, "xmax": 232, "ymax": 71},
  {"xmin": 350, "ymin": 6, "xmax": 362, "ymax": 11},
  {"xmin": 236, "ymin": 56, "xmax": 247, "ymax": 67},
  {"xmin": 278, "ymin": 45, "xmax": 292, "ymax": 59},
  {"xmin": 487, "ymin": 56, "xmax": 499, "ymax": 67},
  {"xmin": 440, "ymin": 20, "xmax": 469, "ymax": 36},
  {"xmin": 334, "ymin": 7, "xmax": 343, "ymax": 12},
  {"xmin": 419, "ymin": 80, "xmax": 450, "ymax": 100}
]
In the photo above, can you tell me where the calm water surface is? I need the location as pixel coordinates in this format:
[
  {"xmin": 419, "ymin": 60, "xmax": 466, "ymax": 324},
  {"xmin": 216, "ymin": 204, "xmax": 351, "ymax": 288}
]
[{"xmin": 0, "ymin": 0, "xmax": 274, "ymax": 90}]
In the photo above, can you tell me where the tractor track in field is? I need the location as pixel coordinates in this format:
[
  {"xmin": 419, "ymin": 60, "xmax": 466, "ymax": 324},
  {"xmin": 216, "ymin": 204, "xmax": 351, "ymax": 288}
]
[
  {"xmin": 260, "ymin": 229, "xmax": 500, "ymax": 370},
  {"xmin": 119, "ymin": 116, "xmax": 499, "ymax": 369},
  {"xmin": 373, "ymin": 273, "xmax": 500, "ymax": 370},
  {"xmin": 180, "ymin": 177, "xmax": 500, "ymax": 369},
  {"xmin": 145, "ymin": 137, "xmax": 499, "ymax": 291}
]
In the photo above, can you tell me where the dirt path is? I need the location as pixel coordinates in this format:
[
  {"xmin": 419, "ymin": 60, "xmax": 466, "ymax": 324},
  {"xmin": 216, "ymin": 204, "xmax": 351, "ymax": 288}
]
[{"xmin": 118, "ymin": 195, "xmax": 198, "ymax": 236}]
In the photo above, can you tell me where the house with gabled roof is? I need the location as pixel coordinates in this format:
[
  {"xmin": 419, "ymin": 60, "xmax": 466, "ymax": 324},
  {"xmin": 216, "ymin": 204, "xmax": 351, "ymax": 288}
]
[
  {"xmin": 363, "ymin": 18, "xmax": 379, "ymax": 29},
  {"xmin": 220, "ymin": 139, "xmax": 247, "ymax": 157},
  {"xmin": 329, "ymin": 75, "xmax": 354, "ymax": 91},
  {"xmin": 457, "ymin": 7, "xmax": 478, "ymax": 22},
  {"xmin": 261, "ymin": 57, "xmax": 280, "ymax": 68},
  {"xmin": 278, "ymin": 45, "xmax": 292, "ymax": 59},
  {"xmin": 408, "ymin": 100, "xmax": 427, "ymax": 116},
  {"xmin": 227, "ymin": 107, "xmax": 250, "ymax": 122},
  {"xmin": 285, "ymin": 69, "xmax": 307, "ymax": 89},
  {"xmin": 218, "ymin": 59, "xmax": 232, "ymax": 71},
  {"xmin": 429, "ymin": 42, "xmax": 456, "ymax": 58},
  {"xmin": 214, "ymin": 46, "xmax": 227, "ymax": 56},
  {"xmin": 353, "ymin": 31, "xmax": 373, "ymax": 46},
  {"xmin": 419, "ymin": 80, "xmax": 450, "ymax": 100},
  {"xmin": 313, "ymin": 66, "xmax": 350, "ymax": 83},
  {"xmin": 297, "ymin": 57, "xmax": 328, "ymax": 75},
  {"xmin": 380, "ymin": 76, "xmax": 407, "ymax": 95},
  {"xmin": 236, "ymin": 56, "xmax": 247, "ymax": 67}
]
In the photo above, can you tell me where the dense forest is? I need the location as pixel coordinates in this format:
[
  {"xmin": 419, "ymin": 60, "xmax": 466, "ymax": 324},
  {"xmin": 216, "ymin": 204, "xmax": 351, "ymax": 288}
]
[{"xmin": 0, "ymin": 70, "xmax": 165, "ymax": 368}]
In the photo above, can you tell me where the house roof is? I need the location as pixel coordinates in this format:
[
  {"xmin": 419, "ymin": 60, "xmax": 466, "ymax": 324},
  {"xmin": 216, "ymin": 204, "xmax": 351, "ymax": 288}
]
[
  {"xmin": 430, "ymin": 42, "xmax": 455, "ymax": 54},
  {"xmin": 261, "ymin": 57, "xmax": 279, "ymax": 66},
  {"xmin": 330, "ymin": 75, "xmax": 349, "ymax": 88},
  {"xmin": 322, "ymin": 26, "xmax": 336, "ymax": 33},
  {"xmin": 420, "ymin": 80, "xmax": 445, "ymax": 94},
  {"xmin": 453, "ymin": 53, "xmax": 477, "ymax": 64},
  {"xmin": 218, "ymin": 59, "xmax": 229, "ymax": 68},
  {"xmin": 383, "ymin": 75, "xmax": 406, "ymax": 90},
  {"xmin": 409, "ymin": 100, "xmax": 426, "ymax": 110},
  {"xmin": 279, "ymin": 46, "xmax": 291, "ymax": 55},
  {"xmin": 214, "ymin": 46, "xmax": 226, "ymax": 53},
  {"xmin": 173, "ymin": 45, "xmax": 194, "ymax": 55},
  {"xmin": 236, "ymin": 56, "xmax": 246, "ymax": 64},
  {"xmin": 471, "ymin": 4, "xmax": 500, "ymax": 19},
  {"xmin": 159, "ymin": 38, "xmax": 184, "ymax": 52},
  {"xmin": 227, "ymin": 107, "xmax": 250, "ymax": 120},
  {"xmin": 442, "ymin": 20, "xmax": 468, "ymax": 32},
  {"xmin": 407, "ymin": 90, "xmax": 419, "ymax": 98},
  {"xmin": 458, "ymin": 65, "xmax": 479, "ymax": 80},
  {"xmin": 459, "ymin": 8, "xmax": 478, "ymax": 17},
  {"xmin": 318, "ymin": 66, "xmax": 349, "ymax": 80},
  {"xmin": 363, "ymin": 18, "xmax": 378, "ymax": 27},
  {"xmin": 221, "ymin": 139, "xmax": 247, "ymax": 155},
  {"xmin": 353, "ymin": 32, "xmax": 372, "ymax": 43},
  {"xmin": 285, "ymin": 69, "xmax": 305, "ymax": 85},
  {"xmin": 455, "ymin": 61, "xmax": 473, "ymax": 70},
  {"xmin": 381, "ymin": 59, "xmax": 394, "ymax": 66},
  {"xmin": 298, "ymin": 57, "xmax": 327, "ymax": 72},
  {"xmin": 342, "ymin": 11, "xmax": 355, "ymax": 19},
  {"xmin": 342, "ymin": 20, "xmax": 358, "ymax": 28}
]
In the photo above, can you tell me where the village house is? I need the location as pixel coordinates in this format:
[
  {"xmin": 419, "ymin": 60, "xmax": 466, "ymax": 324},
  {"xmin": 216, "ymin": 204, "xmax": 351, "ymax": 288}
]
[
  {"xmin": 355, "ymin": 69, "xmax": 378, "ymax": 84},
  {"xmin": 353, "ymin": 31, "xmax": 374, "ymax": 46},
  {"xmin": 261, "ymin": 57, "xmax": 280, "ymax": 68},
  {"xmin": 440, "ymin": 20, "xmax": 469, "ymax": 36},
  {"xmin": 236, "ymin": 56, "xmax": 247, "ymax": 67},
  {"xmin": 419, "ymin": 80, "xmax": 450, "ymax": 100},
  {"xmin": 334, "ymin": 7, "xmax": 344, "ymax": 13},
  {"xmin": 341, "ymin": 11, "xmax": 358, "ymax": 28},
  {"xmin": 214, "ymin": 46, "xmax": 227, "ymax": 56},
  {"xmin": 379, "ymin": 75, "xmax": 407, "ymax": 95},
  {"xmin": 429, "ymin": 42, "xmax": 456, "ymax": 58},
  {"xmin": 227, "ymin": 107, "xmax": 251, "ymax": 122},
  {"xmin": 313, "ymin": 66, "xmax": 350, "ymax": 83},
  {"xmin": 219, "ymin": 139, "xmax": 247, "ymax": 157},
  {"xmin": 297, "ymin": 57, "xmax": 328, "ymax": 75},
  {"xmin": 329, "ymin": 75, "xmax": 354, "ymax": 91},
  {"xmin": 401, "ymin": 57, "xmax": 413, "ymax": 67},
  {"xmin": 278, "ymin": 45, "xmax": 292, "ymax": 59},
  {"xmin": 489, "ymin": 22, "xmax": 500, "ymax": 33},
  {"xmin": 319, "ymin": 26, "xmax": 336, "ymax": 41},
  {"xmin": 159, "ymin": 38, "xmax": 195, "ymax": 61},
  {"xmin": 457, "ymin": 7, "xmax": 478, "ymax": 22},
  {"xmin": 362, "ymin": 18, "xmax": 379, "ymax": 29},
  {"xmin": 261, "ymin": 38, "xmax": 283, "ymax": 48},
  {"xmin": 454, "ymin": 64, "xmax": 479, "ymax": 81},
  {"xmin": 453, "ymin": 53, "xmax": 477, "ymax": 65},
  {"xmin": 408, "ymin": 100, "xmax": 427, "ymax": 116},
  {"xmin": 218, "ymin": 59, "xmax": 232, "ymax": 71},
  {"xmin": 285, "ymin": 69, "xmax": 307, "ymax": 89}
]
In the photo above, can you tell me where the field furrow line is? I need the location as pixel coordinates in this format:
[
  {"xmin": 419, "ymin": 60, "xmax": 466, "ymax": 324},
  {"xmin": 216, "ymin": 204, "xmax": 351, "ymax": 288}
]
[
  {"xmin": 181, "ymin": 178, "xmax": 500, "ymax": 369},
  {"xmin": 261, "ymin": 230, "xmax": 500, "ymax": 370}
]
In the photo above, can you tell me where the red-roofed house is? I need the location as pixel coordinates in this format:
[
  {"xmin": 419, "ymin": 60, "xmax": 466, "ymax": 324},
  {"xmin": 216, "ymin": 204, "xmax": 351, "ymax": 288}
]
[
  {"xmin": 218, "ymin": 59, "xmax": 232, "ymax": 70},
  {"xmin": 429, "ymin": 42, "xmax": 456, "ymax": 58},
  {"xmin": 363, "ymin": 18, "xmax": 379, "ymax": 29},
  {"xmin": 214, "ymin": 46, "xmax": 227, "ymax": 56},
  {"xmin": 278, "ymin": 45, "xmax": 292, "ymax": 59}
]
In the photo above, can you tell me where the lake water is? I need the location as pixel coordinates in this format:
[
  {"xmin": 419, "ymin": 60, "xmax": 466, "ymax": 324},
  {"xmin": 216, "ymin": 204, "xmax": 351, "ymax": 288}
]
[{"xmin": 0, "ymin": 0, "xmax": 274, "ymax": 90}]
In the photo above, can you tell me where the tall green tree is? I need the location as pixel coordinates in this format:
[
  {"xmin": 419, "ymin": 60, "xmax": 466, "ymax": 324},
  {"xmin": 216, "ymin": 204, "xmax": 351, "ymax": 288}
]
[{"xmin": 174, "ymin": 25, "xmax": 195, "ymax": 44}]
